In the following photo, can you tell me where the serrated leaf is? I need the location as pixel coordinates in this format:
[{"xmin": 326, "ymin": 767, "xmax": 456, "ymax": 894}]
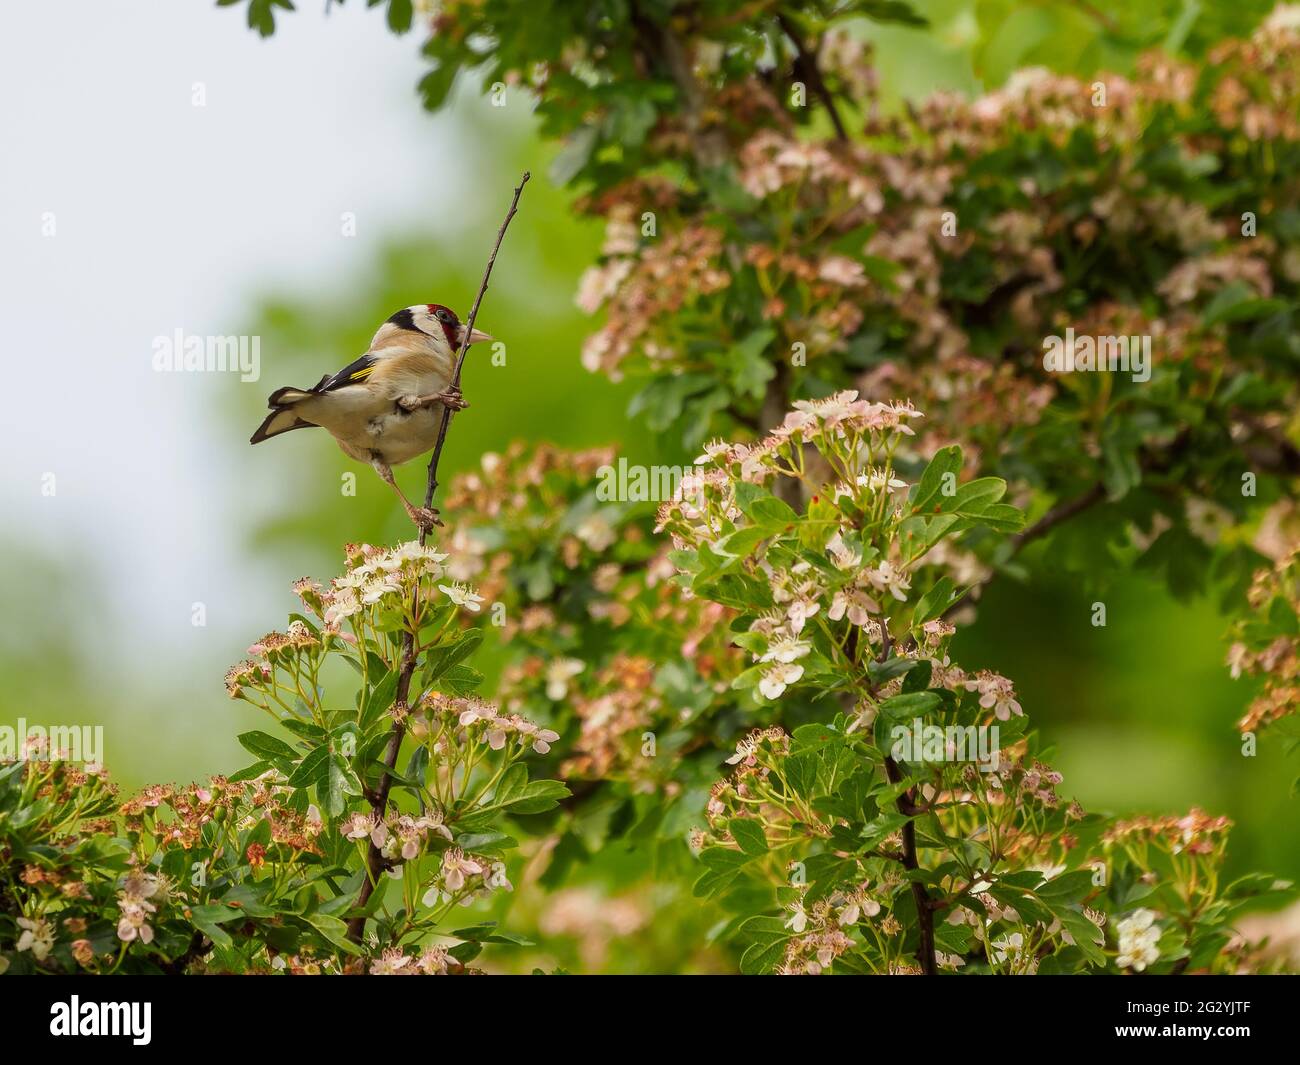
[
  {"xmin": 237, "ymin": 730, "xmax": 297, "ymax": 765},
  {"xmin": 728, "ymin": 818, "xmax": 769, "ymax": 856}
]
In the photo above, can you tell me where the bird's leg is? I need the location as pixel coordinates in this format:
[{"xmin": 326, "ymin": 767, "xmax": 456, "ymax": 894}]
[
  {"xmin": 370, "ymin": 456, "xmax": 441, "ymax": 531},
  {"xmin": 396, "ymin": 386, "xmax": 469, "ymax": 413}
]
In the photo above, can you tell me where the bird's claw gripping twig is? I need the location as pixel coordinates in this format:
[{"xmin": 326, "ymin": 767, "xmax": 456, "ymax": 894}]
[
  {"xmin": 436, "ymin": 387, "xmax": 468, "ymax": 412},
  {"xmin": 397, "ymin": 388, "xmax": 468, "ymax": 414},
  {"xmin": 407, "ymin": 505, "xmax": 443, "ymax": 532}
]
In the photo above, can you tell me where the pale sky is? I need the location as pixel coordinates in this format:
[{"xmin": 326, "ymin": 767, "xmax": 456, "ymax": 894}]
[
  {"xmin": 0, "ymin": 2, "xmax": 484, "ymax": 776},
  {"xmin": 0, "ymin": 2, "xmax": 469, "ymax": 634}
]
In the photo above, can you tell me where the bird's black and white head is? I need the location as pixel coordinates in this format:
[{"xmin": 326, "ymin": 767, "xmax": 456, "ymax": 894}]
[{"xmin": 378, "ymin": 304, "xmax": 493, "ymax": 358}]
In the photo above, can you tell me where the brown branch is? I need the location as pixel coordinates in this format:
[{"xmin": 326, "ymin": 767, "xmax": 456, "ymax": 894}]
[
  {"xmin": 775, "ymin": 12, "xmax": 849, "ymax": 141},
  {"xmin": 346, "ymin": 171, "xmax": 531, "ymax": 944},
  {"xmin": 869, "ymin": 624, "xmax": 938, "ymax": 976},
  {"xmin": 1012, "ymin": 480, "xmax": 1108, "ymax": 551},
  {"xmin": 882, "ymin": 754, "xmax": 938, "ymax": 975},
  {"xmin": 421, "ymin": 172, "xmax": 532, "ymax": 514},
  {"xmin": 934, "ymin": 481, "xmax": 1108, "ymax": 625}
]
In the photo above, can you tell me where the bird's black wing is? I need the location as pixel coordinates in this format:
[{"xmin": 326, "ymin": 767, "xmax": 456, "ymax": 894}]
[{"xmin": 313, "ymin": 353, "xmax": 377, "ymax": 393}]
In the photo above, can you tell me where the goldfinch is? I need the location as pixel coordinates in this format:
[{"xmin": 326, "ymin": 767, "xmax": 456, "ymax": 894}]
[{"xmin": 251, "ymin": 304, "xmax": 492, "ymax": 530}]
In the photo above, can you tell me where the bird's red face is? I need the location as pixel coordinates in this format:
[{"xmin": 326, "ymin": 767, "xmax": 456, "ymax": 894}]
[
  {"xmin": 425, "ymin": 303, "xmax": 492, "ymax": 349},
  {"xmin": 425, "ymin": 304, "xmax": 462, "ymax": 350}
]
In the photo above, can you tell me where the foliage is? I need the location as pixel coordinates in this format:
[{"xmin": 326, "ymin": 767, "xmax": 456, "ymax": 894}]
[
  {"xmin": 655, "ymin": 392, "xmax": 1290, "ymax": 973},
  {"xmin": 2, "ymin": 545, "xmax": 567, "ymax": 973},
  {"xmin": 5, "ymin": 2, "xmax": 1299, "ymax": 975}
]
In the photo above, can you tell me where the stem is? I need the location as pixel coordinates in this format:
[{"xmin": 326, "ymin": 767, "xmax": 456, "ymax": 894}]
[
  {"xmin": 776, "ymin": 12, "xmax": 849, "ymax": 141},
  {"xmin": 421, "ymin": 172, "xmax": 532, "ymax": 516},
  {"xmin": 872, "ymin": 623, "xmax": 938, "ymax": 975},
  {"xmin": 346, "ymin": 171, "xmax": 531, "ymax": 944},
  {"xmin": 883, "ymin": 754, "xmax": 938, "ymax": 976}
]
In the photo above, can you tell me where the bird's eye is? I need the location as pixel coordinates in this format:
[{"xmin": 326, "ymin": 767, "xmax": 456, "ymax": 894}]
[{"xmin": 435, "ymin": 309, "xmax": 452, "ymax": 323}]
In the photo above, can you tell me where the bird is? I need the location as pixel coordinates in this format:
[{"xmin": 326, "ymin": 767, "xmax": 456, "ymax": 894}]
[{"xmin": 251, "ymin": 303, "xmax": 492, "ymax": 531}]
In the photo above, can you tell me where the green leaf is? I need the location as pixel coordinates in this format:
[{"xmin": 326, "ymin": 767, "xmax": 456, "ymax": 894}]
[
  {"xmin": 287, "ymin": 745, "xmax": 330, "ymax": 789},
  {"xmin": 323, "ymin": 753, "xmax": 362, "ymax": 817},
  {"xmin": 740, "ymin": 935, "xmax": 789, "ymax": 974},
  {"xmin": 360, "ymin": 669, "xmax": 399, "ymax": 729},
  {"xmin": 451, "ymin": 922, "xmax": 534, "ymax": 946},
  {"xmin": 1036, "ymin": 870, "xmax": 1095, "ymax": 902},
  {"xmin": 699, "ymin": 846, "xmax": 750, "ymax": 871},
  {"xmin": 227, "ymin": 760, "xmax": 272, "ymax": 784},
  {"xmin": 449, "ymin": 940, "xmax": 483, "ymax": 963},
  {"xmin": 437, "ymin": 663, "xmax": 484, "ymax": 696},
  {"xmin": 237, "ymin": 731, "xmax": 297, "ymax": 765},
  {"xmin": 912, "ymin": 577, "xmax": 957, "ymax": 625},
  {"xmin": 728, "ymin": 818, "xmax": 769, "ymax": 857},
  {"xmin": 501, "ymin": 778, "xmax": 570, "ymax": 815},
  {"xmin": 729, "ymin": 328, "xmax": 776, "ymax": 400},
  {"xmin": 909, "ymin": 446, "xmax": 963, "ymax": 513},
  {"xmin": 384, "ymin": 0, "xmax": 413, "ymax": 34},
  {"xmin": 305, "ymin": 913, "xmax": 362, "ymax": 956},
  {"xmin": 878, "ymin": 691, "xmax": 942, "ymax": 719},
  {"xmin": 424, "ymin": 628, "xmax": 484, "ymax": 681},
  {"xmin": 867, "ymin": 656, "xmax": 922, "ymax": 684}
]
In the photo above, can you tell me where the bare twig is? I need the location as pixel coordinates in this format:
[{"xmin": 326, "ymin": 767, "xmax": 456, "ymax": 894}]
[
  {"xmin": 936, "ymin": 481, "xmax": 1108, "ymax": 623},
  {"xmin": 421, "ymin": 172, "xmax": 532, "ymax": 519},
  {"xmin": 871, "ymin": 623, "xmax": 939, "ymax": 976},
  {"xmin": 775, "ymin": 12, "xmax": 849, "ymax": 141},
  {"xmin": 346, "ymin": 171, "xmax": 531, "ymax": 943}
]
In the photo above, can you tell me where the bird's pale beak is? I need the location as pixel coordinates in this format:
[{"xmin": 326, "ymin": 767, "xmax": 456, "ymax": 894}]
[{"xmin": 462, "ymin": 325, "xmax": 493, "ymax": 345}]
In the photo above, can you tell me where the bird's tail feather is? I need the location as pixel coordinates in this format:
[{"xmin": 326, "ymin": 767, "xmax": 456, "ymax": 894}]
[{"xmin": 250, "ymin": 386, "xmax": 319, "ymax": 444}]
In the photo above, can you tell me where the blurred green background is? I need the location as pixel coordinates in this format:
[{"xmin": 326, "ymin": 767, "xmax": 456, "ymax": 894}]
[{"xmin": 2, "ymin": 0, "xmax": 1294, "ymax": 965}]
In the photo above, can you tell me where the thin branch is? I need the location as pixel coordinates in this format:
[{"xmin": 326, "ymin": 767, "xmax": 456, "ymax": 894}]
[
  {"xmin": 864, "ymin": 624, "xmax": 939, "ymax": 976},
  {"xmin": 934, "ymin": 481, "xmax": 1107, "ymax": 626},
  {"xmin": 775, "ymin": 12, "xmax": 849, "ymax": 141},
  {"xmin": 882, "ymin": 754, "xmax": 938, "ymax": 975},
  {"xmin": 346, "ymin": 171, "xmax": 531, "ymax": 944},
  {"xmin": 422, "ymin": 171, "xmax": 532, "ymax": 515},
  {"xmin": 1012, "ymin": 480, "xmax": 1108, "ymax": 551}
]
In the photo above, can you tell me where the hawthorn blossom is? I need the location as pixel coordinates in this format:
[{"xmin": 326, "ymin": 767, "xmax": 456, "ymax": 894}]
[
  {"xmin": 760, "ymin": 636, "xmax": 811, "ymax": 664},
  {"xmin": 1116, "ymin": 909, "xmax": 1162, "ymax": 971},
  {"xmin": 862, "ymin": 560, "xmax": 911, "ymax": 602},
  {"xmin": 575, "ymin": 514, "xmax": 617, "ymax": 552},
  {"xmin": 438, "ymin": 849, "xmax": 484, "ymax": 894},
  {"xmin": 514, "ymin": 718, "xmax": 562, "ymax": 754},
  {"xmin": 369, "ymin": 947, "xmax": 413, "ymax": 976},
  {"xmin": 340, "ymin": 811, "xmax": 376, "ymax": 841},
  {"xmin": 438, "ymin": 582, "xmax": 484, "ymax": 613},
  {"xmin": 826, "ymin": 532, "xmax": 862, "ymax": 571},
  {"xmin": 16, "ymin": 916, "xmax": 54, "ymax": 961},
  {"xmin": 818, "ymin": 255, "xmax": 867, "ymax": 287},
  {"xmin": 725, "ymin": 736, "xmax": 758, "ymax": 766},
  {"xmin": 965, "ymin": 671, "xmax": 1023, "ymax": 720},
  {"xmin": 759, "ymin": 662, "xmax": 804, "ymax": 699},
  {"xmin": 785, "ymin": 593, "xmax": 821, "ymax": 633},
  {"xmin": 829, "ymin": 585, "xmax": 880, "ymax": 626}
]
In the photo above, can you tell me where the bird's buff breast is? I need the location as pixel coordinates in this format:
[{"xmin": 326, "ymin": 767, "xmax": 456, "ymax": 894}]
[{"xmin": 339, "ymin": 406, "xmax": 443, "ymax": 467}]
